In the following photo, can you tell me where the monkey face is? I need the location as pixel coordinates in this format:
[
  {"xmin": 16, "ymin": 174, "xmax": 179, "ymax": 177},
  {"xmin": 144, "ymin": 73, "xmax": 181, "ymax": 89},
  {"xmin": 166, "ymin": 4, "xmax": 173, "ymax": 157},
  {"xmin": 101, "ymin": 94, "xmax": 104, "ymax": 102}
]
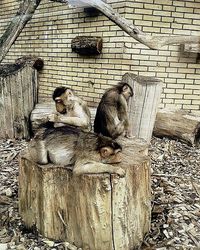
[
  {"xmin": 100, "ymin": 147, "xmax": 122, "ymax": 164},
  {"xmin": 122, "ymin": 85, "xmax": 133, "ymax": 100},
  {"xmin": 55, "ymin": 98, "xmax": 66, "ymax": 114}
]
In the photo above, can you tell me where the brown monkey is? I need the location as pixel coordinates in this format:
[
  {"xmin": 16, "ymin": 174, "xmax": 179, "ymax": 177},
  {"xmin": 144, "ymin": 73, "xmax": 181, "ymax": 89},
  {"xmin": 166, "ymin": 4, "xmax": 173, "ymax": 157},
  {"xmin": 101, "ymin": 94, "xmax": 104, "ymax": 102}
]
[
  {"xmin": 49, "ymin": 86, "xmax": 91, "ymax": 132},
  {"xmin": 94, "ymin": 82, "xmax": 133, "ymax": 139},
  {"xmin": 28, "ymin": 125, "xmax": 125, "ymax": 177}
]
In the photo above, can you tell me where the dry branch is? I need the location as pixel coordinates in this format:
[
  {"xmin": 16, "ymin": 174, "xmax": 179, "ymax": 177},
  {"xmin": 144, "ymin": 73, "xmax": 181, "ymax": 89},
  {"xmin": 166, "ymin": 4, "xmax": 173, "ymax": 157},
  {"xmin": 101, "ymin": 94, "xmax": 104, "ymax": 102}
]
[
  {"xmin": 0, "ymin": 0, "xmax": 41, "ymax": 63},
  {"xmin": 1, "ymin": 0, "xmax": 200, "ymax": 62},
  {"xmin": 62, "ymin": 0, "xmax": 200, "ymax": 50}
]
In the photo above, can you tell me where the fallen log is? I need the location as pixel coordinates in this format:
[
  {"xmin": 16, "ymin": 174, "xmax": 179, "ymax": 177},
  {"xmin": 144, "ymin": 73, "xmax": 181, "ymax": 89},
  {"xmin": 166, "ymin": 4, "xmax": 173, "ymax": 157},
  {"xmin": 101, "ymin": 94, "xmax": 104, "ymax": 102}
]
[
  {"xmin": 19, "ymin": 139, "xmax": 151, "ymax": 250},
  {"xmin": 153, "ymin": 108, "xmax": 200, "ymax": 145}
]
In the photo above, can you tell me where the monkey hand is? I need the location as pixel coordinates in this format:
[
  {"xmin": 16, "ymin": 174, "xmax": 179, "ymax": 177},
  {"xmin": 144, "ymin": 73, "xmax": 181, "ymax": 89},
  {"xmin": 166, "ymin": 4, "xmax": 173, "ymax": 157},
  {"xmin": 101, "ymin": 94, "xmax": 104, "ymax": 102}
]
[
  {"xmin": 125, "ymin": 129, "xmax": 134, "ymax": 139},
  {"xmin": 115, "ymin": 167, "xmax": 125, "ymax": 177},
  {"xmin": 48, "ymin": 113, "xmax": 59, "ymax": 122}
]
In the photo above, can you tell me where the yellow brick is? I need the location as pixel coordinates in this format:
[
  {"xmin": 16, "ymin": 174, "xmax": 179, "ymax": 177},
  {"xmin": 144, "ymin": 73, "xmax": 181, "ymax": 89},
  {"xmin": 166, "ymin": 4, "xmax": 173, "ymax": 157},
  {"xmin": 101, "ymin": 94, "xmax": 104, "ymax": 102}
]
[
  {"xmin": 175, "ymin": 100, "xmax": 191, "ymax": 104},
  {"xmin": 183, "ymin": 105, "xmax": 199, "ymax": 110}
]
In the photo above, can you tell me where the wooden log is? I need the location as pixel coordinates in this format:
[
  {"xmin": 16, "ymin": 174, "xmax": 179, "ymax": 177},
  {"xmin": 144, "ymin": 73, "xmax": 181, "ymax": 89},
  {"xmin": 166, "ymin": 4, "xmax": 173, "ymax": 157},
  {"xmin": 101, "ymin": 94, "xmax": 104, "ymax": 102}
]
[
  {"xmin": 153, "ymin": 108, "xmax": 200, "ymax": 145},
  {"xmin": 30, "ymin": 102, "xmax": 56, "ymax": 133},
  {"xmin": 0, "ymin": 64, "xmax": 38, "ymax": 139},
  {"xmin": 19, "ymin": 139, "xmax": 151, "ymax": 250},
  {"xmin": 122, "ymin": 73, "xmax": 163, "ymax": 144},
  {"xmin": 15, "ymin": 55, "xmax": 44, "ymax": 71},
  {"xmin": 71, "ymin": 36, "xmax": 103, "ymax": 55}
]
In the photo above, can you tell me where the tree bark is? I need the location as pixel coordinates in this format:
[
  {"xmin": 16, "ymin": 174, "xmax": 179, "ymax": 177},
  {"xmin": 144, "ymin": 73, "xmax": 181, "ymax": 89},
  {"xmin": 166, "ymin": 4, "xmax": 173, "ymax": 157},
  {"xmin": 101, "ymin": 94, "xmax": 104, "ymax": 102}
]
[
  {"xmin": 71, "ymin": 36, "xmax": 103, "ymax": 55},
  {"xmin": 122, "ymin": 73, "xmax": 163, "ymax": 143},
  {"xmin": 0, "ymin": 63, "xmax": 38, "ymax": 139},
  {"xmin": 15, "ymin": 55, "xmax": 44, "ymax": 70},
  {"xmin": 19, "ymin": 139, "xmax": 151, "ymax": 250},
  {"xmin": 153, "ymin": 108, "xmax": 200, "ymax": 145},
  {"xmin": 0, "ymin": 0, "xmax": 41, "ymax": 63}
]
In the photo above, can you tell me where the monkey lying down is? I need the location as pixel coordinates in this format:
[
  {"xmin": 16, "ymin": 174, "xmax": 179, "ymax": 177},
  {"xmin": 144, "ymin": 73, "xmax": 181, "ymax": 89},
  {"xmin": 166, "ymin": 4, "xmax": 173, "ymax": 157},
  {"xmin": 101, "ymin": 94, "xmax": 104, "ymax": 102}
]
[{"xmin": 28, "ymin": 125, "xmax": 125, "ymax": 177}]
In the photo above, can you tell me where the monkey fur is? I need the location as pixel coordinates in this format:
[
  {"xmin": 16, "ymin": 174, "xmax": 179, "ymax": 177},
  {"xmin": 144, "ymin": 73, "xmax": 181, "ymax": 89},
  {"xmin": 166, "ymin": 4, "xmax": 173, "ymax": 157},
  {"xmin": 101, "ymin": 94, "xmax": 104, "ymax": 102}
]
[
  {"xmin": 50, "ymin": 86, "xmax": 91, "ymax": 131},
  {"xmin": 94, "ymin": 82, "xmax": 133, "ymax": 139},
  {"xmin": 28, "ymin": 125, "xmax": 125, "ymax": 177}
]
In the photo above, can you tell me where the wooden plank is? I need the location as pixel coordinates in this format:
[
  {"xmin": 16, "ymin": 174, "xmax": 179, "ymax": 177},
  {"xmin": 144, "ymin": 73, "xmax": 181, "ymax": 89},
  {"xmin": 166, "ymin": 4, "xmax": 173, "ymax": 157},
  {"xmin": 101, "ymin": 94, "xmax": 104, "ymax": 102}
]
[
  {"xmin": 0, "ymin": 78, "xmax": 6, "ymax": 137},
  {"xmin": 3, "ymin": 75, "xmax": 13, "ymax": 138}
]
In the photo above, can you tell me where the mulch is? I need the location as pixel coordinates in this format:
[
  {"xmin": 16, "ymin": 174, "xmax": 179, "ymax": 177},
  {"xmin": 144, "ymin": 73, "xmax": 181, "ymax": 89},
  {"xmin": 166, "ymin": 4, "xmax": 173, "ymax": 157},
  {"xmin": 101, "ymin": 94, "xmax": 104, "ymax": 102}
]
[{"xmin": 0, "ymin": 137, "xmax": 199, "ymax": 250}]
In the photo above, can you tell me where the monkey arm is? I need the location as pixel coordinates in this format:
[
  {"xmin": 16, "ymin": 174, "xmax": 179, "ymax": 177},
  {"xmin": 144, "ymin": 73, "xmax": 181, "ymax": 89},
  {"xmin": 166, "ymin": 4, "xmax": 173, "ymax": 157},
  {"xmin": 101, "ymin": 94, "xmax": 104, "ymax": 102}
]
[
  {"xmin": 48, "ymin": 112, "xmax": 90, "ymax": 129},
  {"xmin": 73, "ymin": 160, "xmax": 125, "ymax": 177},
  {"xmin": 56, "ymin": 115, "xmax": 89, "ymax": 127}
]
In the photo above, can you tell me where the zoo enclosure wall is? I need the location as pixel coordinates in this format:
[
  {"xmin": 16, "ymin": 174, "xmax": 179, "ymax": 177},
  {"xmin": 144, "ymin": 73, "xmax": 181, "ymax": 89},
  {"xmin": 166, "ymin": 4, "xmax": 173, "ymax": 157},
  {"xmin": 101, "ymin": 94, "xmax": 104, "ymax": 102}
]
[{"xmin": 0, "ymin": 0, "xmax": 200, "ymax": 112}]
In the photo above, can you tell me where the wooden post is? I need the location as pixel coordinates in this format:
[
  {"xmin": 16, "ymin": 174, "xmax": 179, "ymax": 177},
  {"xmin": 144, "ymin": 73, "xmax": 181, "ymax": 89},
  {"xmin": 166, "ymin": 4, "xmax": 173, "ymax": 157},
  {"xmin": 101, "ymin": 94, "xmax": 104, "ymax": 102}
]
[
  {"xmin": 122, "ymin": 73, "xmax": 163, "ymax": 143},
  {"xmin": 19, "ymin": 139, "xmax": 151, "ymax": 250},
  {"xmin": 0, "ymin": 64, "xmax": 38, "ymax": 139}
]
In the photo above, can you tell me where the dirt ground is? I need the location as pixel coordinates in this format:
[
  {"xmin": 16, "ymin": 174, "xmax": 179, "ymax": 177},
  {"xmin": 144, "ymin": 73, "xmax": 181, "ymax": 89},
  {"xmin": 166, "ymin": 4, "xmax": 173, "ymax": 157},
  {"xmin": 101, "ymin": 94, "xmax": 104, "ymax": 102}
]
[{"xmin": 0, "ymin": 137, "xmax": 199, "ymax": 250}]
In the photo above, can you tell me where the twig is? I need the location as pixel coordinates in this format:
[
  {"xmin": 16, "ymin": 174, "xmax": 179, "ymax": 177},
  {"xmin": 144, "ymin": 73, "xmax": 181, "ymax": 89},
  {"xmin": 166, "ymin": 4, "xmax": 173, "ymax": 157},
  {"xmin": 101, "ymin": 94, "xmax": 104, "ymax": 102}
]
[
  {"xmin": 191, "ymin": 180, "xmax": 200, "ymax": 197},
  {"xmin": 187, "ymin": 231, "xmax": 200, "ymax": 248},
  {"xmin": 57, "ymin": 210, "xmax": 68, "ymax": 228},
  {"xmin": 152, "ymin": 173, "xmax": 184, "ymax": 178}
]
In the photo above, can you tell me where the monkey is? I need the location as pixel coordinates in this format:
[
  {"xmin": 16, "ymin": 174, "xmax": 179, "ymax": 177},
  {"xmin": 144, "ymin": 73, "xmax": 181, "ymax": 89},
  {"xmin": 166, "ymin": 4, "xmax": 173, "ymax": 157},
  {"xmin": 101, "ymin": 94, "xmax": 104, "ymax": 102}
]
[
  {"xmin": 48, "ymin": 86, "xmax": 91, "ymax": 132},
  {"xmin": 94, "ymin": 82, "xmax": 133, "ymax": 139},
  {"xmin": 28, "ymin": 125, "xmax": 125, "ymax": 177}
]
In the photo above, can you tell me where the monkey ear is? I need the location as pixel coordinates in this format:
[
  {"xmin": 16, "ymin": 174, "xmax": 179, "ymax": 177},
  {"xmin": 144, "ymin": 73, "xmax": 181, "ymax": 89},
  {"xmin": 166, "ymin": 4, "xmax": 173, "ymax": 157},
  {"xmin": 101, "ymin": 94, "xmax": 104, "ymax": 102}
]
[
  {"xmin": 55, "ymin": 97, "xmax": 63, "ymax": 103},
  {"xmin": 100, "ymin": 147, "xmax": 112, "ymax": 158},
  {"xmin": 66, "ymin": 89, "xmax": 73, "ymax": 97},
  {"xmin": 122, "ymin": 84, "xmax": 128, "ymax": 91}
]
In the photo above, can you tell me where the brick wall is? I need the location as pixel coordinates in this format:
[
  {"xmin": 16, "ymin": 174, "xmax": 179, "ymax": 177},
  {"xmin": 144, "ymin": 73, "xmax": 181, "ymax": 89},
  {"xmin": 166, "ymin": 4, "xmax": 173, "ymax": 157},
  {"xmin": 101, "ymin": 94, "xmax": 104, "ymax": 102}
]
[{"xmin": 0, "ymin": 0, "xmax": 200, "ymax": 111}]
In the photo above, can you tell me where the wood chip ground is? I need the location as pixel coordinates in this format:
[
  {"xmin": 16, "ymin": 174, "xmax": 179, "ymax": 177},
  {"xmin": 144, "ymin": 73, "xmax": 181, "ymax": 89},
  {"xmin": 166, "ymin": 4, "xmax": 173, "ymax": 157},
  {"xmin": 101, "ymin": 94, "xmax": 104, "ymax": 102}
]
[{"xmin": 0, "ymin": 137, "xmax": 199, "ymax": 250}]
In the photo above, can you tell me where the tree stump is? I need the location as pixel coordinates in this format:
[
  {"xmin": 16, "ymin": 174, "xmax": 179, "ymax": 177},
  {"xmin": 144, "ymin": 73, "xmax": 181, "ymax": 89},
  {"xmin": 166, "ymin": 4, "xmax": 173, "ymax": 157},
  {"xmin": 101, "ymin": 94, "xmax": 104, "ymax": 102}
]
[
  {"xmin": 30, "ymin": 102, "xmax": 56, "ymax": 133},
  {"xmin": 0, "ymin": 63, "xmax": 38, "ymax": 139},
  {"xmin": 122, "ymin": 73, "xmax": 163, "ymax": 143},
  {"xmin": 71, "ymin": 36, "xmax": 103, "ymax": 55},
  {"xmin": 19, "ymin": 139, "xmax": 151, "ymax": 250},
  {"xmin": 154, "ymin": 108, "xmax": 200, "ymax": 145}
]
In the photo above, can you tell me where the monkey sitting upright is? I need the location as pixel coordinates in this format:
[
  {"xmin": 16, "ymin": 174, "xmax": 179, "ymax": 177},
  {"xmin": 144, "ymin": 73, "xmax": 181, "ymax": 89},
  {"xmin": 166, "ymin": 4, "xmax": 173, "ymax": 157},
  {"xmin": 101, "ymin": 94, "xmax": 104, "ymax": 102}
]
[
  {"xmin": 28, "ymin": 125, "xmax": 125, "ymax": 177},
  {"xmin": 49, "ymin": 86, "xmax": 91, "ymax": 132},
  {"xmin": 94, "ymin": 82, "xmax": 133, "ymax": 139}
]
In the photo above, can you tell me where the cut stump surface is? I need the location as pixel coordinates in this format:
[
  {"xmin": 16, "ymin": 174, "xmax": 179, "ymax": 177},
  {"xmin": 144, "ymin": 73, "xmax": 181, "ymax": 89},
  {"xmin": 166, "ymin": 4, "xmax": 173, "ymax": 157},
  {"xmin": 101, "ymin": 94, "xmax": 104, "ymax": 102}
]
[{"xmin": 19, "ymin": 139, "xmax": 151, "ymax": 250}]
